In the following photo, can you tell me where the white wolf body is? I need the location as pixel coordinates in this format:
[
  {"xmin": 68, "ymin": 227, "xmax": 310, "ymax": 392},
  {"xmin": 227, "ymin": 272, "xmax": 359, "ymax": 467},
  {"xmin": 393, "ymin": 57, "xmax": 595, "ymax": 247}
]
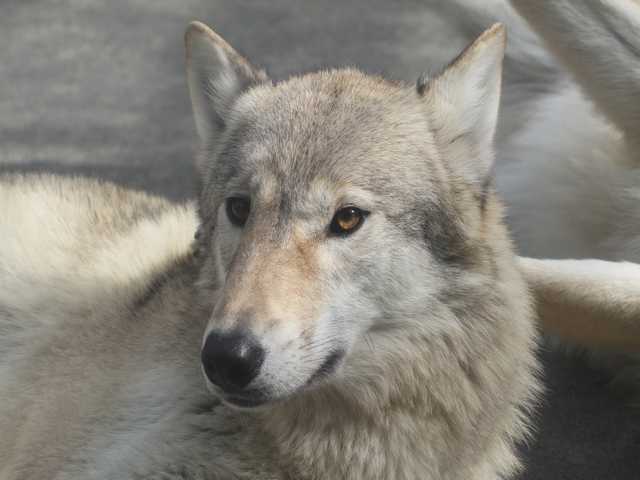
[
  {"xmin": 441, "ymin": 0, "xmax": 640, "ymax": 259},
  {"xmin": 493, "ymin": 0, "xmax": 640, "ymax": 355},
  {"xmin": 0, "ymin": 19, "xmax": 540, "ymax": 480},
  {"xmin": 498, "ymin": 1, "xmax": 640, "ymax": 261},
  {"xmin": 441, "ymin": 0, "xmax": 640, "ymax": 355}
]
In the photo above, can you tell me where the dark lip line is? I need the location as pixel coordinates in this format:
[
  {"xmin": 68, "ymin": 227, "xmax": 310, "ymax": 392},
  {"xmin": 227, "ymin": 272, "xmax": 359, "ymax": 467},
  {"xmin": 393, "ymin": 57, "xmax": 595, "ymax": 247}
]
[
  {"xmin": 218, "ymin": 350, "xmax": 346, "ymax": 409},
  {"xmin": 222, "ymin": 394, "xmax": 267, "ymax": 409},
  {"xmin": 220, "ymin": 385, "xmax": 269, "ymax": 406},
  {"xmin": 306, "ymin": 349, "xmax": 345, "ymax": 386}
]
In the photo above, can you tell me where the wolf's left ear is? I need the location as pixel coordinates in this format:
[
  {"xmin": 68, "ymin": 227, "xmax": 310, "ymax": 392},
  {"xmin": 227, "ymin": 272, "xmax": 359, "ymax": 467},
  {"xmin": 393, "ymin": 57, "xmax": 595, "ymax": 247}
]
[
  {"xmin": 419, "ymin": 24, "xmax": 505, "ymax": 186},
  {"xmin": 185, "ymin": 22, "xmax": 268, "ymax": 156}
]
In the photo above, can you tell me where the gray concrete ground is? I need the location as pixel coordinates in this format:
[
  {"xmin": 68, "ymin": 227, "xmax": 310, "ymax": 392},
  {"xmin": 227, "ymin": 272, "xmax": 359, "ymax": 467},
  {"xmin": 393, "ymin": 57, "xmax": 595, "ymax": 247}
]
[{"xmin": 1, "ymin": 1, "xmax": 638, "ymax": 478}]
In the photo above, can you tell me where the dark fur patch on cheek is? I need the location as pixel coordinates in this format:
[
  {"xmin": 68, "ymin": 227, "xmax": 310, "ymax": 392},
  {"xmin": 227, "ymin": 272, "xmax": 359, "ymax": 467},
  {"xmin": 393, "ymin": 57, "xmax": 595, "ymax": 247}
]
[
  {"xmin": 422, "ymin": 204, "xmax": 472, "ymax": 265},
  {"xmin": 390, "ymin": 202, "xmax": 476, "ymax": 267}
]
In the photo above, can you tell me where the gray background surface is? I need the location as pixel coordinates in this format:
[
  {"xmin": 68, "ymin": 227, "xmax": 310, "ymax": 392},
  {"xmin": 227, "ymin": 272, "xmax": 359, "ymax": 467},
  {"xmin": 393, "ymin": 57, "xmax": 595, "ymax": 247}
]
[{"xmin": 1, "ymin": 1, "xmax": 638, "ymax": 478}]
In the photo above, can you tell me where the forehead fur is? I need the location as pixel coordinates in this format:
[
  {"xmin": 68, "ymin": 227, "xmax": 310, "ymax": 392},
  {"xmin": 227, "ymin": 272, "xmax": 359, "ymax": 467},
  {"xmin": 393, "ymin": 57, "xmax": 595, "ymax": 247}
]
[{"xmin": 207, "ymin": 69, "xmax": 448, "ymax": 206}]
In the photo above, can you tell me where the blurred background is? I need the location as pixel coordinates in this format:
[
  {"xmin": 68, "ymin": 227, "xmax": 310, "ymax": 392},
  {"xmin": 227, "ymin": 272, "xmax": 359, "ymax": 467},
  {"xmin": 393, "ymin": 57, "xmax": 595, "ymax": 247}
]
[{"xmin": 1, "ymin": 1, "xmax": 638, "ymax": 478}]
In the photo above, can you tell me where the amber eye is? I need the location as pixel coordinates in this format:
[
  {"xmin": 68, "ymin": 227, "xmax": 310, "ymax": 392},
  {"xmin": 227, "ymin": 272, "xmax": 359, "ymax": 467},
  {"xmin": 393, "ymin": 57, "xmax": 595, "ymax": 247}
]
[
  {"xmin": 225, "ymin": 197, "xmax": 251, "ymax": 227},
  {"xmin": 329, "ymin": 206, "xmax": 368, "ymax": 236}
]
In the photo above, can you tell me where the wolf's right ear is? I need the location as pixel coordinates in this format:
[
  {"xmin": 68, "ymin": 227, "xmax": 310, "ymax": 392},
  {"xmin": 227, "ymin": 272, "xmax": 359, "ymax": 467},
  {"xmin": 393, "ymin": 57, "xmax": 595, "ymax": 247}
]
[
  {"xmin": 185, "ymin": 22, "xmax": 268, "ymax": 158},
  {"xmin": 418, "ymin": 24, "xmax": 505, "ymax": 187}
]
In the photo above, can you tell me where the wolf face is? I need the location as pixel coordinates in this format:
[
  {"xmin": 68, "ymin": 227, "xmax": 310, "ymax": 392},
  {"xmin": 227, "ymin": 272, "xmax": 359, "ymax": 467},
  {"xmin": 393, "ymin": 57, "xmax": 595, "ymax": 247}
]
[{"xmin": 186, "ymin": 22, "xmax": 506, "ymax": 408}]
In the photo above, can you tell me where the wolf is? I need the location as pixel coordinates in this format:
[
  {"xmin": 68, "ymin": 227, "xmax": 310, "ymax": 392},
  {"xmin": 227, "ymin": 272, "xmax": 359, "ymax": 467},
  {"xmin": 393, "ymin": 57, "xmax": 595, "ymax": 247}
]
[{"xmin": 0, "ymin": 21, "xmax": 540, "ymax": 480}]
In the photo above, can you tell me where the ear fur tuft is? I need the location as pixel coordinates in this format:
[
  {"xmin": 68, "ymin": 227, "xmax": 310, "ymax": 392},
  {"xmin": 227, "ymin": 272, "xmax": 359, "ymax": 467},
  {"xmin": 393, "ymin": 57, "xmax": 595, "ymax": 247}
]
[{"xmin": 420, "ymin": 23, "xmax": 506, "ymax": 186}]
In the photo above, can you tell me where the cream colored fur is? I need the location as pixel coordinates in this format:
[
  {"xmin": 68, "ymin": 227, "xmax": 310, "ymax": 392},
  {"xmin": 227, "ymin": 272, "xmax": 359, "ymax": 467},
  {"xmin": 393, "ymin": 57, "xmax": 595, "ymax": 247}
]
[{"xmin": 0, "ymin": 22, "xmax": 540, "ymax": 480}]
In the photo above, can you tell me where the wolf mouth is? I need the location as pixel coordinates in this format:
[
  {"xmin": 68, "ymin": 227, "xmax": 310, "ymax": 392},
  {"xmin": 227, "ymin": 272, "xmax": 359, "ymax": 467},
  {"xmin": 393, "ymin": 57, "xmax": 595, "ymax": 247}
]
[
  {"xmin": 221, "ymin": 351, "xmax": 346, "ymax": 408},
  {"xmin": 306, "ymin": 350, "xmax": 345, "ymax": 386},
  {"xmin": 223, "ymin": 393, "xmax": 268, "ymax": 409}
]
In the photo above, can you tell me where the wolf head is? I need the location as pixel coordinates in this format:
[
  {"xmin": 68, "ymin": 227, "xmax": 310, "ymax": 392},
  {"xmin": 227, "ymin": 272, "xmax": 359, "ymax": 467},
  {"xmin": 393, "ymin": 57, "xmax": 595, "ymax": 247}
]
[{"xmin": 185, "ymin": 22, "xmax": 507, "ymax": 408}]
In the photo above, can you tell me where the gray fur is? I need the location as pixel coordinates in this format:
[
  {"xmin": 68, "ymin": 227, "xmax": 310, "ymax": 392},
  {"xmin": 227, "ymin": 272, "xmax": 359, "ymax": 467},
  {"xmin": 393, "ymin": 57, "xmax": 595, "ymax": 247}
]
[{"xmin": 0, "ymin": 21, "xmax": 540, "ymax": 480}]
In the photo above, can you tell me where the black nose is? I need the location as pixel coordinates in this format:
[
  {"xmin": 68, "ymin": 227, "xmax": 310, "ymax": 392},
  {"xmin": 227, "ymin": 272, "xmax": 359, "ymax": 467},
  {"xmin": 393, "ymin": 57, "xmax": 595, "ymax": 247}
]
[{"xmin": 201, "ymin": 330, "xmax": 265, "ymax": 392}]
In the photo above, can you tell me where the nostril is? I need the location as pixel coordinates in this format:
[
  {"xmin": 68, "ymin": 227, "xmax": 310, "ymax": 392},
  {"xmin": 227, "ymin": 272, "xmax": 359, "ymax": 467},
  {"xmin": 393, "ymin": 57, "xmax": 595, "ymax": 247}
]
[{"xmin": 201, "ymin": 330, "xmax": 265, "ymax": 392}]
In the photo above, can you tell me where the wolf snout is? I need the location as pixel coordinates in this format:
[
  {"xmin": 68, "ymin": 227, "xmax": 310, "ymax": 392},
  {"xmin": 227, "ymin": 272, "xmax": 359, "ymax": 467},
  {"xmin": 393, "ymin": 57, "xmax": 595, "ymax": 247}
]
[{"xmin": 201, "ymin": 329, "xmax": 265, "ymax": 392}]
